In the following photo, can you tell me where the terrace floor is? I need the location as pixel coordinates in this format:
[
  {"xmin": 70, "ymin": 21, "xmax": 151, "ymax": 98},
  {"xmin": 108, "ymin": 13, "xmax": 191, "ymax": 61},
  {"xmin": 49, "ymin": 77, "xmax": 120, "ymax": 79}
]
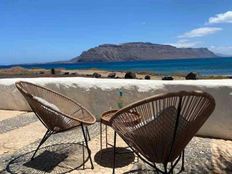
[{"xmin": 0, "ymin": 110, "xmax": 231, "ymax": 174}]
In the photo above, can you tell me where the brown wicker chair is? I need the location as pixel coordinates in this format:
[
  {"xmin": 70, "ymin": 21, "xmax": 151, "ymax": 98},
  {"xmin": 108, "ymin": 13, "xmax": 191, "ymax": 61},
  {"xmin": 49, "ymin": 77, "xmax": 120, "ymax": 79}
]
[
  {"xmin": 15, "ymin": 81, "xmax": 96, "ymax": 169},
  {"xmin": 110, "ymin": 91, "xmax": 215, "ymax": 174}
]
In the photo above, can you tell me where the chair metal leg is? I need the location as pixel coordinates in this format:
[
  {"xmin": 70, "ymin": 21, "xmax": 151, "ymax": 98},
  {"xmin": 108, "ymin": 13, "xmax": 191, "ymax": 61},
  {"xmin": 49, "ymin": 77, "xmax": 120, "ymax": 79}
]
[
  {"xmin": 164, "ymin": 163, "xmax": 168, "ymax": 174},
  {"xmin": 82, "ymin": 141, "xmax": 85, "ymax": 169},
  {"xmin": 112, "ymin": 131, "xmax": 117, "ymax": 174},
  {"xmin": 170, "ymin": 162, "xmax": 173, "ymax": 174},
  {"xmin": 105, "ymin": 125, "xmax": 108, "ymax": 148},
  {"xmin": 81, "ymin": 123, "xmax": 94, "ymax": 169},
  {"xmin": 85, "ymin": 126, "xmax": 91, "ymax": 141},
  {"xmin": 100, "ymin": 122, "xmax": 103, "ymax": 150},
  {"xmin": 168, "ymin": 152, "xmax": 183, "ymax": 174},
  {"xmin": 181, "ymin": 150, "xmax": 185, "ymax": 171},
  {"xmin": 31, "ymin": 129, "xmax": 52, "ymax": 160}
]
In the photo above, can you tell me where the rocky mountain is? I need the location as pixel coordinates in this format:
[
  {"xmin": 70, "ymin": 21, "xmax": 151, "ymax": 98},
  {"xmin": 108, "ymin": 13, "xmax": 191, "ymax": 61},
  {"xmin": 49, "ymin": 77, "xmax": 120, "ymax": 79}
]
[{"xmin": 70, "ymin": 42, "xmax": 217, "ymax": 62}]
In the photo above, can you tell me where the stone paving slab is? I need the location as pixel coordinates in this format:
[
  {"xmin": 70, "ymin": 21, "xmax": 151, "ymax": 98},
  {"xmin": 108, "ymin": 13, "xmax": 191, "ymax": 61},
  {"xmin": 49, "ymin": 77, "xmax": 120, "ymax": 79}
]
[
  {"xmin": 0, "ymin": 110, "xmax": 232, "ymax": 174},
  {"xmin": 0, "ymin": 112, "xmax": 37, "ymax": 133},
  {"xmin": 0, "ymin": 121, "xmax": 46, "ymax": 155},
  {"xmin": 0, "ymin": 110, "xmax": 26, "ymax": 121}
]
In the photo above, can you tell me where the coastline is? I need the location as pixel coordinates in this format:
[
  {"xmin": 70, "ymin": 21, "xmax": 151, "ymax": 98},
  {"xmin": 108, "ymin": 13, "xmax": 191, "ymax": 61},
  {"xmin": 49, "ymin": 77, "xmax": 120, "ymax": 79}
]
[{"xmin": 0, "ymin": 66, "xmax": 231, "ymax": 80}]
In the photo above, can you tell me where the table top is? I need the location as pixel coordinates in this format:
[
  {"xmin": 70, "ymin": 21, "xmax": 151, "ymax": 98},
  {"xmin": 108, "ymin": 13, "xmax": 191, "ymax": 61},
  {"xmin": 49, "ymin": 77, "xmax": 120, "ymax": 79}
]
[{"xmin": 101, "ymin": 109, "xmax": 141, "ymax": 126}]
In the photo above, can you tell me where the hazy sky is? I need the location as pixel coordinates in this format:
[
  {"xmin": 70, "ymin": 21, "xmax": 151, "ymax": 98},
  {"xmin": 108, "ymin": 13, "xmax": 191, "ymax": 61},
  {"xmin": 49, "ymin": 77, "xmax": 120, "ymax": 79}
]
[{"xmin": 0, "ymin": 0, "xmax": 232, "ymax": 65}]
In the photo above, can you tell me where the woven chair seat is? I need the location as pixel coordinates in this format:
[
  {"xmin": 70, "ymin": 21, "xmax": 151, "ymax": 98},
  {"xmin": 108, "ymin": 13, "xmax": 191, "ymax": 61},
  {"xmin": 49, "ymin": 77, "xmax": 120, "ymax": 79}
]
[
  {"xmin": 15, "ymin": 81, "xmax": 96, "ymax": 168},
  {"xmin": 110, "ymin": 91, "xmax": 215, "ymax": 173},
  {"xmin": 126, "ymin": 106, "xmax": 188, "ymax": 163},
  {"xmin": 15, "ymin": 81, "xmax": 96, "ymax": 132}
]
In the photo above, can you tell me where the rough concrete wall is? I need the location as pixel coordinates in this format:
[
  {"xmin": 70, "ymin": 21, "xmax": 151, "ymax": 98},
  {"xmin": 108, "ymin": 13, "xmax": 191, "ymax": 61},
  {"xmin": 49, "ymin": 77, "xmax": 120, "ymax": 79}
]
[{"xmin": 0, "ymin": 77, "xmax": 231, "ymax": 140}]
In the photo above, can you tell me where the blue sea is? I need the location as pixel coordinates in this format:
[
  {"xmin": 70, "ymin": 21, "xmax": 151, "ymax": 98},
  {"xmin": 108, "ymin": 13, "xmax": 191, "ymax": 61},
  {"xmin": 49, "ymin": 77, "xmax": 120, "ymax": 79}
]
[{"xmin": 1, "ymin": 57, "xmax": 232, "ymax": 76}]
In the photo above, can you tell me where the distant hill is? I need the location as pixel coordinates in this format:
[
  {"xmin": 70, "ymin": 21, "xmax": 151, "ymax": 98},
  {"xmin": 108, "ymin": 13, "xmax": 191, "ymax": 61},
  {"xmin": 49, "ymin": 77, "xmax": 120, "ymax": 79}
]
[
  {"xmin": 216, "ymin": 53, "xmax": 232, "ymax": 57},
  {"xmin": 70, "ymin": 42, "xmax": 217, "ymax": 62}
]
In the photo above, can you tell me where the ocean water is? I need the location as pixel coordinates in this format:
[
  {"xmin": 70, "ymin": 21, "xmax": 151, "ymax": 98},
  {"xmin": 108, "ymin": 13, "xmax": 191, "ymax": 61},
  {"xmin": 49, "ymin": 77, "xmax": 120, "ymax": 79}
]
[{"xmin": 1, "ymin": 57, "xmax": 232, "ymax": 76}]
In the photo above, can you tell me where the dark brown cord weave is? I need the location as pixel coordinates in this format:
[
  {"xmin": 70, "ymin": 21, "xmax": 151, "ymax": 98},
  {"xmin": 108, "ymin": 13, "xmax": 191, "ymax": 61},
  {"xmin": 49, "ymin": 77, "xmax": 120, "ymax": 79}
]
[
  {"xmin": 15, "ymin": 81, "xmax": 96, "ymax": 133},
  {"xmin": 110, "ymin": 91, "xmax": 215, "ymax": 165}
]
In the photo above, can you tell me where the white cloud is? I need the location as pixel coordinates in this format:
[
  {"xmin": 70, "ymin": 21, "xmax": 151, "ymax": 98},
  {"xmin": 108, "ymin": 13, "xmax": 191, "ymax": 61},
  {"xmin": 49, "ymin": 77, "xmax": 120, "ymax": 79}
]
[
  {"xmin": 178, "ymin": 27, "xmax": 222, "ymax": 38},
  {"xmin": 168, "ymin": 39, "xmax": 201, "ymax": 48},
  {"xmin": 208, "ymin": 11, "xmax": 232, "ymax": 24},
  {"xmin": 209, "ymin": 46, "xmax": 232, "ymax": 55}
]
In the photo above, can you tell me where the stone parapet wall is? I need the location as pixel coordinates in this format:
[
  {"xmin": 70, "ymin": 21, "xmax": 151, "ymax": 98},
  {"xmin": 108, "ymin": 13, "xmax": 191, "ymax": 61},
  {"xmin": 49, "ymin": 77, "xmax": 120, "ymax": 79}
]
[{"xmin": 0, "ymin": 77, "xmax": 231, "ymax": 140}]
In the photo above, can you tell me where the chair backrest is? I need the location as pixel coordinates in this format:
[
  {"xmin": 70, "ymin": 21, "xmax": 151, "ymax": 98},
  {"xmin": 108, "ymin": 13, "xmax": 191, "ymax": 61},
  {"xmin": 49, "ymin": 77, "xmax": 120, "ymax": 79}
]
[
  {"xmin": 110, "ymin": 91, "xmax": 215, "ymax": 164},
  {"xmin": 15, "ymin": 81, "xmax": 95, "ymax": 132}
]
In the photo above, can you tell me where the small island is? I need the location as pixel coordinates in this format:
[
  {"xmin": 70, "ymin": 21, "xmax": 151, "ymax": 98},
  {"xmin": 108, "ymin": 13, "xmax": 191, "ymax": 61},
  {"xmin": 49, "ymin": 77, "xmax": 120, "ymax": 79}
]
[{"xmin": 70, "ymin": 42, "xmax": 217, "ymax": 62}]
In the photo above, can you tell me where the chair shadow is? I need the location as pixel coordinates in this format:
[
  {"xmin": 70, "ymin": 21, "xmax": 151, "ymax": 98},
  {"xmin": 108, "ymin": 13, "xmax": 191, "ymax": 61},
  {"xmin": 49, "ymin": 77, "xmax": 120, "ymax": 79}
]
[
  {"xmin": 6, "ymin": 142, "xmax": 90, "ymax": 174},
  {"xmin": 94, "ymin": 147, "xmax": 135, "ymax": 168},
  {"xmin": 23, "ymin": 150, "xmax": 68, "ymax": 172}
]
